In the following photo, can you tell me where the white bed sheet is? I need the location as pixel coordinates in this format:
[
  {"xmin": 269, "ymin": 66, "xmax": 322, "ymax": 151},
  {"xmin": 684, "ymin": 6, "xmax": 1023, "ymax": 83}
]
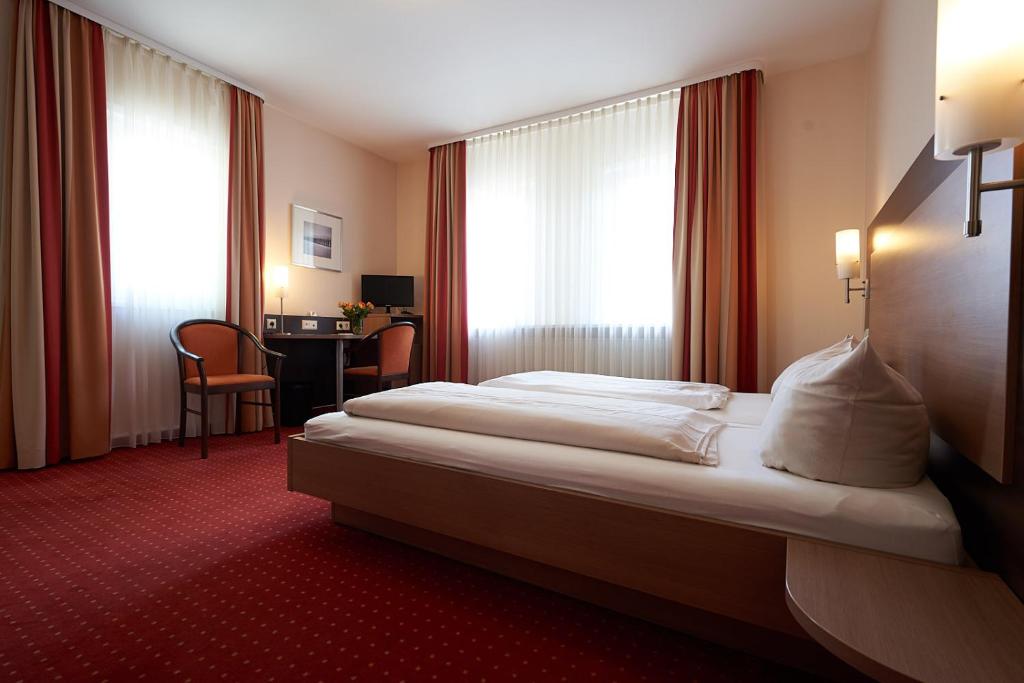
[
  {"xmin": 304, "ymin": 394, "xmax": 963, "ymax": 565},
  {"xmin": 704, "ymin": 392, "xmax": 767, "ymax": 426}
]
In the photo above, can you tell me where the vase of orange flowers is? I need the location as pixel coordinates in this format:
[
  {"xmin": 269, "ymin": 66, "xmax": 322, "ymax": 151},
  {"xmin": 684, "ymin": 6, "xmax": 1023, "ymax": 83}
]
[{"xmin": 338, "ymin": 300, "xmax": 374, "ymax": 334}]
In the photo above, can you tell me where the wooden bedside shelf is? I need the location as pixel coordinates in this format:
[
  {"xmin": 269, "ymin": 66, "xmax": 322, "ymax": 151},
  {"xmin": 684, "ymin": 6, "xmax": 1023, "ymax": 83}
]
[{"xmin": 785, "ymin": 538, "xmax": 1024, "ymax": 682}]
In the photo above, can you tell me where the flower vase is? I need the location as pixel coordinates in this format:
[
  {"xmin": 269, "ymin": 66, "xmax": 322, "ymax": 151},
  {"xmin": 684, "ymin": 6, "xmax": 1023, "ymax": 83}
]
[{"xmin": 351, "ymin": 318, "xmax": 363, "ymax": 335}]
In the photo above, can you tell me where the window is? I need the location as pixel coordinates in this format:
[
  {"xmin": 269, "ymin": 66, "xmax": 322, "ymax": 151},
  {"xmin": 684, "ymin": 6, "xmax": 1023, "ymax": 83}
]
[
  {"xmin": 105, "ymin": 33, "xmax": 230, "ymax": 446},
  {"xmin": 466, "ymin": 90, "xmax": 679, "ymax": 382}
]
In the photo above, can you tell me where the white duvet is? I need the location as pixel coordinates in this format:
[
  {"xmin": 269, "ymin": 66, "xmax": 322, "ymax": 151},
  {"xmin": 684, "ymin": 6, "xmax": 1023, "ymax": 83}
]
[
  {"xmin": 480, "ymin": 371, "xmax": 730, "ymax": 410},
  {"xmin": 343, "ymin": 382, "xmax": 724, "ymax": 465}
]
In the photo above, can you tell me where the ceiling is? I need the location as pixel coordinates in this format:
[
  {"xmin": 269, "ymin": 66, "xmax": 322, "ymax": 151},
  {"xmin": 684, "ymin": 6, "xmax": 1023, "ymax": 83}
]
[{"xmin": 72, "ymin": 0, "xmax": 881, "ymax": 162}]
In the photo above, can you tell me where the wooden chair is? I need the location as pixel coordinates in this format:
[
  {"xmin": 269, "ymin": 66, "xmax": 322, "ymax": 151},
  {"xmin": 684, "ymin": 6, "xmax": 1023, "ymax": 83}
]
[
  {"xmin": 170, "ymin": 319, "xmax": 285, "ymax": 459},
  {"xmin": 344, "ymin": 322, "xmax": 417, "ymax": 396}
]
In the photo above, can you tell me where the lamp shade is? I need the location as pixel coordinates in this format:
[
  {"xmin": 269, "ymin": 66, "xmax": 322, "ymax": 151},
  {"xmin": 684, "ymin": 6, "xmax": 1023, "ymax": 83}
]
[
  {"xmin": 835, "ymin": 229, "xmax": 861, "ymax": 280},
  {"xmin": 270, "ymin": 265, "xmax": 289, "ymax": 298},
  {"xmin": 934, "ymin": 0, "xmax": 1024, "ymax": 160}
]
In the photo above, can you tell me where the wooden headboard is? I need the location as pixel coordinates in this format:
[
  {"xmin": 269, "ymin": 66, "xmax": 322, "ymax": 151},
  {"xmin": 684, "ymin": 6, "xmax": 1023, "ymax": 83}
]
[
  {"xmin": 867, "ymin": 139, "xmax": 1024, "ymax": 594},
  {"xmin": 867, "ymin": 142, "xmax": 1023, "ymax": 483}
]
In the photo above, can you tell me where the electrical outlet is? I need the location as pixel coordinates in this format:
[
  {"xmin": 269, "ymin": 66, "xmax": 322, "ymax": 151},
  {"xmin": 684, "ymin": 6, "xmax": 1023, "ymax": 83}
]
[
  {"xmin": 336, "ymin": 320, "xmax": 344, "ymax": 332},
  {"xmin": 266, "ymin": 318, "xmax": 278, "ymax": 330},
  {"xmin": 301, "ymin": 319, "xmax": 318, "ymax": 331}
]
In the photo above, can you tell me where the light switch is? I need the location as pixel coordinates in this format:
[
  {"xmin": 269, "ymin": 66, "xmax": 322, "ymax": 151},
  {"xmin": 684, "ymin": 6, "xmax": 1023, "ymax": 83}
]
[{"xmin": 301, "ymin": 319, "xmax": 317, "ymax": 331}]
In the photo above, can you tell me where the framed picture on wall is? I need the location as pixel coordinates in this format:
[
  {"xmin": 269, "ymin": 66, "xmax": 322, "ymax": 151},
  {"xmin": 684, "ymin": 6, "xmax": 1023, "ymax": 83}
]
[{"xmin": 291, "ymin": 204, "xmax": 343, "ymax": 271}]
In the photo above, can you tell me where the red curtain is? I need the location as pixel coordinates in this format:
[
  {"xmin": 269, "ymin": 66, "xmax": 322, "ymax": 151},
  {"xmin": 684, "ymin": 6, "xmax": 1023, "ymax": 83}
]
[
  {"xmin": 424, "ymin": 142, "xmax": 468, "ymax": 383},
  {"xmin": 1, "ymin": 0, "xmax": 111, "ymax": 469},
  {"xmin": 225, "ymin": 87, "xmax": 267, "ymax": 432},
  {"xmin": 671, "ymin": 69, "xmax": 763, "ymax": 392}
]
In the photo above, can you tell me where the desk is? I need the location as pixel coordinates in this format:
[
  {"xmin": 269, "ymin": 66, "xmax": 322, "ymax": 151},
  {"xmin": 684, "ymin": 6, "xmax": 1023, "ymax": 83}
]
[
  {"xmin": 265, "ymin": 333, "xmax": 361, "ymax": 421},
  {"xmin": 264, "ymin": 313, "xmax": 424, "ymax": 425},
  {"xmin": 785, "ymin": 538, "xmax": 1024, "ymax": 682}
]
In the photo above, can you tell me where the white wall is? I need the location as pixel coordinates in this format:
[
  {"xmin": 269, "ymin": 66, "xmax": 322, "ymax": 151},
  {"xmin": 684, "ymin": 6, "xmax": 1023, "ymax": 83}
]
[
  {"xmin": 395, "ymin": 154, "xmax": 429, "ymax": 312},
  {"xmin": 764, "ymin": 54, "xmax": 869, "ymax": 380},
  {"xmin": 864, "ymin": 0, "xmax": 937, "ymax": 219},
  {"xmin": 263, "ymin": 105, "xmax": 397, "ymax": 317}
]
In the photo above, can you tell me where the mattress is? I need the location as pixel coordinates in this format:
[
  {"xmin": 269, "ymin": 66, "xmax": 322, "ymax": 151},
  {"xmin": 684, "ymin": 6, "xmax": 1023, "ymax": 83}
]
[{"xmin": 304, "ymin": 393, "xmax": 963, "ymax": 565}]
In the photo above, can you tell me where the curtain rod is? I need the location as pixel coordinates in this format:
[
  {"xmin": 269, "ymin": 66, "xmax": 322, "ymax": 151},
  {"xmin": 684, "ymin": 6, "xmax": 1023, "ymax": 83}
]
[
  {"xmin": 49, "ymin": 0, "xmax": 265, "ymax": 100},
  {"xmin": 431, "ymin": 60, "xmax": 763, "ymax": 148}
]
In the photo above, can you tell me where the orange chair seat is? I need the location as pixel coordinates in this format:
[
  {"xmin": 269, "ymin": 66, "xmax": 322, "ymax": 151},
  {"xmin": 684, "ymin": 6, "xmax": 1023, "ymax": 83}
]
[
  {"xmin": 344, "ymin": 365, "xmax": 378, "ymax": 377},
  {"xmin": 184, "ymin": 373, "xmax": 274, "ymax": 387}
]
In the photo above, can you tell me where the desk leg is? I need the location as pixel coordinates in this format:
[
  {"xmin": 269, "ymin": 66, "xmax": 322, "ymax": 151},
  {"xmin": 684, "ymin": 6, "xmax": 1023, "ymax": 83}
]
[{"xmin": 335, "ymin": 340, "xmax": 345, "ymax": 411}]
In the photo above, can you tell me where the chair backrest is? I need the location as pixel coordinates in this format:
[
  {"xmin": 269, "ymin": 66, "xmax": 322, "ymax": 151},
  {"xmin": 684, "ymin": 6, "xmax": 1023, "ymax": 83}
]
[
  {"xmin": 176, "ymin": 321, "xmax": 239, "ymax": 378},
  {"xmin": 375, "ymin": 322, "xmax": 416, "ymax": 376}
]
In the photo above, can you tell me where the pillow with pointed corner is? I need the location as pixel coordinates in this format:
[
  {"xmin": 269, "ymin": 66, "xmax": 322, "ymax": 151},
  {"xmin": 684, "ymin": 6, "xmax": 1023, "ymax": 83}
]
[
  {"xmin": 770, "ymin": 335, "xmax": 858, "ymax": 397},
  {"xmin": 760, "ymin": 334, "xmax": 929, "ymax": 488}
]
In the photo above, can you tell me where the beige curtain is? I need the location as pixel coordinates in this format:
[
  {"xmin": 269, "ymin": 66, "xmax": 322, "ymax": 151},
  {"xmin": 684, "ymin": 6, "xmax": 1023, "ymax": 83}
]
[
  {"xmin": 424, "ymin": 141, "xmax": 469, "ymax": 383},
  {"xmin": 671, "ymin": 69, "xmax": 765, "ymax": 392},
  {"xmin": 1, "ymin": 0, "xmax": 19, "ymax": 464},
  {"xmin": 1, "ymin": 0, "xmax": 111, "ymax": 468},
  {"xmin": 226, "ymin": 87, "xmax": 267, "ymax": 431}
]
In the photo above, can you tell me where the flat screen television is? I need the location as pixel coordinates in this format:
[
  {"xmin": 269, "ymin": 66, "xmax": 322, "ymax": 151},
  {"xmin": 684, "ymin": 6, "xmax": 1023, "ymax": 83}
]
[{"xmin": 360, "ymin": 274, "xmax": 414, "ymax": 311}]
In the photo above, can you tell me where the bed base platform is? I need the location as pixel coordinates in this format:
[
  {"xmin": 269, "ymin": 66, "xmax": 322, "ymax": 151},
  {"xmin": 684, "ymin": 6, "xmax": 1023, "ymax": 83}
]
[{"xmin": 287, "ymin": 435, "xmax": 862, "ymax": 679}]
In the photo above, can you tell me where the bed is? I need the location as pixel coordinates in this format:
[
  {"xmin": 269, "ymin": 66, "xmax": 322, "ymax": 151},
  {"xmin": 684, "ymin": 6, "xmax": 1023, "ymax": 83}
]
[
  {"xmin": 288, "ymin": 385, "xmax": 963, "ymax": 674},
  {"xmin": 303, "ymin": 394, "xmax": 961, "ymax": 564}
]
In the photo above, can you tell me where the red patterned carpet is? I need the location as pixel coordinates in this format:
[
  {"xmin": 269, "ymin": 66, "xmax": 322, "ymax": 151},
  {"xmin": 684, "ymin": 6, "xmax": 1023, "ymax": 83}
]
[{"xmin": 0, "ymin": 430, "xmax": 812, "ymax": 682}]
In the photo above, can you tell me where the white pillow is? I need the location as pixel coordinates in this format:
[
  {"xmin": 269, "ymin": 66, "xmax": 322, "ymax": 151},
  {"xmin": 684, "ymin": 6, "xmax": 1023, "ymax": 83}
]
[
  {"xmin": 770, "ymin": 335, "xmax": 858, "ymax": 397},
  {"xmin": 760, "ymin": 334, "xmax": 928, "ymax": 488}
]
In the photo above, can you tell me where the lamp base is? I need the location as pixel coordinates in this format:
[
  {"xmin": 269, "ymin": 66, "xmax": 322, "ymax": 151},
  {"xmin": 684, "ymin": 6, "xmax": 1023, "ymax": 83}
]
[
  {"xmin": 962, "ymin": 144, "xmax": 1024, "ymax": 239},
  {"xmin": 843, "ymin": 278, "xmax": 870, "ymax": 305}
]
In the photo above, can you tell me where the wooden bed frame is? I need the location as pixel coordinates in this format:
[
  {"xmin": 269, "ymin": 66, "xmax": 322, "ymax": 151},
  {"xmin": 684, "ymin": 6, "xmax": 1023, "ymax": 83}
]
[{"xmin": 287, "ymin": 435, "xmax": 861, "ymax": 677}]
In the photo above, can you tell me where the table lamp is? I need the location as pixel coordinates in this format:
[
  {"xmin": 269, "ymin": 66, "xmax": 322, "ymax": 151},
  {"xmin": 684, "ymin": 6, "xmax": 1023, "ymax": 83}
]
[{"xmin": 271, "ymin": 266, "xmax": 289, "ymax": 333}]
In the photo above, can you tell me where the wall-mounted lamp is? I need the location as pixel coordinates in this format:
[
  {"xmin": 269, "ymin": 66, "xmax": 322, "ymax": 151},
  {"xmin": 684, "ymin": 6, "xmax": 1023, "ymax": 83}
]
[
  {"xmin": 836, "ymin": 228, "xmax": 868, "ymax": 304},
  {"xmin": 270, "ymin": 265, "xmax": 289, "ymax": 332},
  {"xmin": 934, "ymin": 0, "xmax": 1024, "ymax": 238}
]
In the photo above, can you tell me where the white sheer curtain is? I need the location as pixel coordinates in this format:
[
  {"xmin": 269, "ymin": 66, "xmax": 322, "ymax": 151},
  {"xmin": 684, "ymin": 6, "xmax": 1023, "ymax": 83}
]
[
  {"xmin": 466, "ymin": 90, "xmax": 679, "ymax": 383},
  {"xmin": 104, "ymin": 32, "xmax": 230, "ymax": 447}
]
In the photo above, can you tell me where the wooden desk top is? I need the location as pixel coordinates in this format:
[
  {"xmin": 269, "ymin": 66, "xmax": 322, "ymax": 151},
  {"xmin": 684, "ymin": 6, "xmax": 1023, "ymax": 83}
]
[
  {"xmin": 785, "ymin": 538, "xmax": 1024, "ymax": 682},
  {"xmin": 265, "ymin": 333, "xmax": 362, "ymax": 341}
]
